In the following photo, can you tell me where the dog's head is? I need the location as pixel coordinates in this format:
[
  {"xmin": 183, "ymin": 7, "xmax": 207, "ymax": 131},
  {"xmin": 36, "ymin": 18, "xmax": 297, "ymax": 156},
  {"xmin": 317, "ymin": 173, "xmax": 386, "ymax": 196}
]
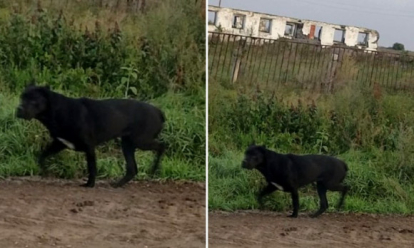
[
  {"xmin": 16, "ymin": 83, "xmax": 51, "ymax": 120},
  {"xmin": 241, "ymin": 144, "xmax": 266, "ymax": 170}
]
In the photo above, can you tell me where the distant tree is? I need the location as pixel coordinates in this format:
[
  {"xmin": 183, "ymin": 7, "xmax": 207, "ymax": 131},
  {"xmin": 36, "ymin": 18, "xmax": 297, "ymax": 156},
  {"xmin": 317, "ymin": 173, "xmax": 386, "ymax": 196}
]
[{"xmin": 392, "ymin": 42, "xmax": 405, "ymax": 51}]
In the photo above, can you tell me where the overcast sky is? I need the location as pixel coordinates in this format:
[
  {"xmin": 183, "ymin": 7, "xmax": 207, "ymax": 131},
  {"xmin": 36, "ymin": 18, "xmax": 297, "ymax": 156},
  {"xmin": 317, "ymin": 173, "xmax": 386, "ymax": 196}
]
[{"xmin": 208, "ymin": 0, "xmax": 414, "ymax": 50}]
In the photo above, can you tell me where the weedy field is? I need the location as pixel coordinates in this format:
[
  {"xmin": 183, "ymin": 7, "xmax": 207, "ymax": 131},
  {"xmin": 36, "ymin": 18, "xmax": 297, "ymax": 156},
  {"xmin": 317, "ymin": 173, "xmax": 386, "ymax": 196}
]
[
  {"xmin": 0, "ymin": 0, "xmax": 205, "ymax": 182},
  {"xmin": 209, "ymin": 77, "xmax": 414, "ymax": 215}
]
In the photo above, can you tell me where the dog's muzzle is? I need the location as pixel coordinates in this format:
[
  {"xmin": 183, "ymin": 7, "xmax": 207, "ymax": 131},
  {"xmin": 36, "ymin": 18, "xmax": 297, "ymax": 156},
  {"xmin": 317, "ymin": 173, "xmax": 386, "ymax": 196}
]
[
  {"xmin": 16, "ymin": 106, "xmax": 30, "ymax": 120},
  {"xmin": 16, "ymin": 106, "xmax": 24, "ymax": 119}
]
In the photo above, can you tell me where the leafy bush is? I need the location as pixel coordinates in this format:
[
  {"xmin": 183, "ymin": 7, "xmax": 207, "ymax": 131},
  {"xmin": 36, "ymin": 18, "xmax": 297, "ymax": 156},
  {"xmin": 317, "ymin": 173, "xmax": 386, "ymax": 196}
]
[{"xmin": 0, "ymin": 0, "xmax": 205, "ymax": 98}]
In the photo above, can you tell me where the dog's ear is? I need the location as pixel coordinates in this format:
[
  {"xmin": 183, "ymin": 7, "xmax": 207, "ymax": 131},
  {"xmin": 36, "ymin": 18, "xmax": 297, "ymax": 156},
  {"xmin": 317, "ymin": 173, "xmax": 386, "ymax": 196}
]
[
  {"xmin": 257, "ymin": 145, "xmax": 267, "ymax": 155},
  {"xmin": 38, "ymin": 85, "xmax": 52, "ymax": 101},
  {"xmin": 25, "ymin": 80, "xmax": 36, "ymax": 88}
]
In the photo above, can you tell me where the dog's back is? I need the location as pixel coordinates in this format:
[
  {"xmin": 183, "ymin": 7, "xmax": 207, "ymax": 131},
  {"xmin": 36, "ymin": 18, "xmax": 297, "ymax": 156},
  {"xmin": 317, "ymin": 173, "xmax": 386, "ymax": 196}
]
[
  {"xmin": 286, "ymin": 154, "xmax": 348, "ymax": 187},
  {"xmin": 79, "ymin": 98, "xmax": 165, "ymax": 144},
  {"xmin": 263, "ymin": 151, "xmax": 348, "ymax": 189}
]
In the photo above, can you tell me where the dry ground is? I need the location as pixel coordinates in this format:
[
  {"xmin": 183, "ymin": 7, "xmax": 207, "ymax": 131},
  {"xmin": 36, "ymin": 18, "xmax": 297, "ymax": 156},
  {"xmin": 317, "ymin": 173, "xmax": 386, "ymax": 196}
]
[
  {"xmin": 209, "ymin": 211, "xmax": 414, "ymax": 248},
  {"xmin": 0, "ymin": 177, "xmax": 205, "ymax": 248}
]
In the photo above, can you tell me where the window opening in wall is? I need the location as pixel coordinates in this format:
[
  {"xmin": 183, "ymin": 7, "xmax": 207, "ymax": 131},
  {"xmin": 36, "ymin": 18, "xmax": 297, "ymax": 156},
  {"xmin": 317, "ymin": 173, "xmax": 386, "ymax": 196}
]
[
  {"xmin": 232, "ymin": 15, "xmax": 245, "ymax": 29},
  {"xmin": 334, "ymin": 29, "xmax": 345, "ymax": 43},
  {"xmin": 208, "ymin": 11, "xmax": 217, "ymax": 25},
  {"xmin": 259, "ymin": 18, "xmax": 272, "ymax": 33},
  {"xmin": 295, "ymin": 23, "xmax": 306, "ymax": 39},
  {"xmin": 314, "ymin": 26, "xmax": 322, "ymax": 40},
  {"xmin": 284, "ymin": 23, "xmax": 295, "ymax": 36},
  {"xmin": 357, "ymin": 32, "xmax": 368, "ymax": 46}
]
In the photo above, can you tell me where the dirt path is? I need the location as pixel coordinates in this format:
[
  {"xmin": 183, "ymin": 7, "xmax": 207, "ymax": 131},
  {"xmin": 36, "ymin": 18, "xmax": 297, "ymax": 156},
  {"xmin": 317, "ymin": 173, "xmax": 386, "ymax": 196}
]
[
  {"xmin": 0, "ymin": 177, "xmax": 205, "ymax": 248},
  {"xmin": 209, "ymin": 211, "xmax": 414, "ymax": 248}
]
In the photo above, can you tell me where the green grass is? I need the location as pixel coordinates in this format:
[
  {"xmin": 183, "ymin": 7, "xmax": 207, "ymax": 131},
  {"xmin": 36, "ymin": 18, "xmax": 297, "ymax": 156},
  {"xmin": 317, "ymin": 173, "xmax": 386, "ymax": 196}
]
[
  {"xmin": 0, "ymin": 0, "xmax": 205, "ymax": 183},
  {"xmin": 209, "ymin": 78, "xmax": 414, "ymax": 214}
]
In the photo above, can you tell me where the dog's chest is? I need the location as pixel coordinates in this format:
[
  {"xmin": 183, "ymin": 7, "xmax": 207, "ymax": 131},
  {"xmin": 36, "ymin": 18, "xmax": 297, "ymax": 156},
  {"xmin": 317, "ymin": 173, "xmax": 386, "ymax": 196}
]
[
  {"xmin": 264, "ymin": 173, "xmax": 290, "ymax": 191},
  {"xmin": 57, "ymin": 137, "xmax": 76, "ymax": 150},
  {"xmin": 270, "ymin": 182, "xmax": 284, "ymax": 191}
]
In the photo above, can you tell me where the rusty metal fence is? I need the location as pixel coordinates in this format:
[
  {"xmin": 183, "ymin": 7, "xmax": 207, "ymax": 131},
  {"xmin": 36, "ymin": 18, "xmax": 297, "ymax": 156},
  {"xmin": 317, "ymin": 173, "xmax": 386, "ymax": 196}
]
[{"xmin": 208, "ymin": 32, "xmax": 414, "ymax": 92}]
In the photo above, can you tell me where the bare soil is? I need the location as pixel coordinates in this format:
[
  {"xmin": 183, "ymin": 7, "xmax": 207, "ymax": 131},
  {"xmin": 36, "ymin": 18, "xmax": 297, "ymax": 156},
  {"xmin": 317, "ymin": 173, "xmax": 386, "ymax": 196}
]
[
  {"xmin": 209, "ymin": 211, "xmax": 414, "ymax": 248},
  {"xmin": 0, "ymin": 177, "xmax": 205, "ymax": 248}
]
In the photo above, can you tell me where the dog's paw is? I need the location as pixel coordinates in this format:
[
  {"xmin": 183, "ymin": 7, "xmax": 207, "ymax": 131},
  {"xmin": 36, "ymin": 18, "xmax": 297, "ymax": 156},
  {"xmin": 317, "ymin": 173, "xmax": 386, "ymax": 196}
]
[
  {"xmin": 39, "ymin": 168, "xmax": 50, "ymax": 178},
  {"xmin": 149, "ymin": 169, "xmax": 161, "ymax": 178},
  {"xmin": 309, "ymin": 213, "xmax": 320, "ymax": 218},
  {"xmin": 40, "ymin": 172, "xmax": 49, "ymax": 179},
  {"xmin": 149, "ymin": 172, "xmax": 159, "ymax": 179},
  {"xmin": 257, "ymin": 201, "xmax": 267, "ymax": 210},
  {"xmin": 110, "ymin": 183, "xmax": 119, "ymax": 188},
  {"xmin": 110, "ymin": 182, "xmax": 123, "ymax": 188},
  {"xmin": 287, "ymin": 213, "xmax": 298, "ymax": 218},
  {"xmin": 79, "ymin": 182, "xmax": 95, "ymax": 188}
]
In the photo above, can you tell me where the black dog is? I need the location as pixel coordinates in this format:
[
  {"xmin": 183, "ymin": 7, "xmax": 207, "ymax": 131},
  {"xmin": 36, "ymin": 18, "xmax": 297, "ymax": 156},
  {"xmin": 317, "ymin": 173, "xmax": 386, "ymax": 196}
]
[
  {"xmin": 242, "ymin": 144, "xmax": 349, "ymax": 218},
  {"xmin": 16, "ymin": 84, "xmax": 166, "ymax": 188}
]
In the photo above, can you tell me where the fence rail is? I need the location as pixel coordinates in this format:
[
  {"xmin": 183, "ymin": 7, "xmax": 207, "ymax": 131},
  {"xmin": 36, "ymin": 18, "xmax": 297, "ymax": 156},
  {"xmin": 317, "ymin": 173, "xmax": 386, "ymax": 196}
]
[{"xmin": 208, "ymin": 32, "xmax": 414, "ymax": 92}]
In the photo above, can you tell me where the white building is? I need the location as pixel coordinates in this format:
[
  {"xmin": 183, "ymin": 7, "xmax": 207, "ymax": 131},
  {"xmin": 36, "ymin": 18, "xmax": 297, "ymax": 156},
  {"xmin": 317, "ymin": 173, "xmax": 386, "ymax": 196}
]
[{"xmin": 208, "ymin": 5, "xmax": 380, "ymax": 51}]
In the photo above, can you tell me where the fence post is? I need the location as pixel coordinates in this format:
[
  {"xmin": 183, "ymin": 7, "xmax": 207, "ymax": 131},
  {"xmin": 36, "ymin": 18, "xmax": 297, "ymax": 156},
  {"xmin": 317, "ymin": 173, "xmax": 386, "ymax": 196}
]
[
  {"xmin": 231, "ymin": 49, "xmax": 242, "ymax": 83},
  {"xmin": 325, "ymin": 51, "xmax": 339, "ymax": 93},
  {"xmin": 231, "ymin": 40, "xmax": 247, "ymax": 84}
]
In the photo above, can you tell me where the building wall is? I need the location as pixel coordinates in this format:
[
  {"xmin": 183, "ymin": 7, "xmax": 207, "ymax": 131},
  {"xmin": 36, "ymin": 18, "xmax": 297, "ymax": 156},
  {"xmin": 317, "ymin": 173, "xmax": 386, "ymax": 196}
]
[{"xmin": 208, "ymin": 6, "xmax": 379, "ymax": 51}]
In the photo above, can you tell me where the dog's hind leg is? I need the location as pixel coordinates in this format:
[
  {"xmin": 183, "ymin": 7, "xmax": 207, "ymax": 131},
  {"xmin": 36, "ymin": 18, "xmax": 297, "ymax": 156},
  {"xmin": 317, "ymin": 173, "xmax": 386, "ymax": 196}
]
[
  {"xmin": 136, "ymin": 140, "xmax": 165, "ymax": 176},
  {"xmin": 80, "ymin": 147, "xmax": 97, "ymax": 188},
  {"xmin": 310, "ymin": 182, "xmax": 328, "ymax": 218},
  {"xmin": 327, "ymin": 184, "xmax": 349, "ymax": 210},
  {"xmin": 288, "ymin": 189, "xmax": 299, "ymax": 218},
  {"xmin": 38, "ymin": 139, "xmax": 66, "ymax": 176},
  {"xmin": 257, "ymin": 184, "xmax": 277, "ymax": 208},
  {"xmin": 149, "ymin": 141, "xmax": 165, "ymax": 176},
  {"xmin": 112, "ymin": 138, "xmax": 138, "ymax": 188}
]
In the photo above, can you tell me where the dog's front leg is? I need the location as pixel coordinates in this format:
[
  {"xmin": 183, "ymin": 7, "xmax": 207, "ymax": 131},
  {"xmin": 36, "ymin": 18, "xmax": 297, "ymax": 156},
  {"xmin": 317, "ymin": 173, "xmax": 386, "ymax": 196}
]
[
  {"xmin": 80, "ymin": 147, "xmax": 97, "ymax": 188},
  {"xmin": 38, "ymin": 139, "xmax": 66, "ymax": 176},
  {"xmin": 257, "ymin": 184, "xmax": 277, "ymax": 209},
  {"xmin": 288, "ymin": 189, "xmax": 299, "ymax": 218}
]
